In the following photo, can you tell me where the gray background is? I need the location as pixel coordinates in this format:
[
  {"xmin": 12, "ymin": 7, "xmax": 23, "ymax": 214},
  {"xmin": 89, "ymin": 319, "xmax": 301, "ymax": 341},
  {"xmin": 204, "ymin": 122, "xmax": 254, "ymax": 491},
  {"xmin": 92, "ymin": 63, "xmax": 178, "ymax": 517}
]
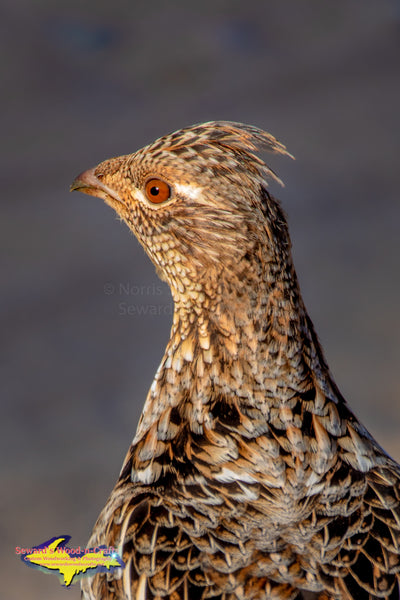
[{"xmin": 1, "ymin": 1, "xmax": 400, "ymax": 598}]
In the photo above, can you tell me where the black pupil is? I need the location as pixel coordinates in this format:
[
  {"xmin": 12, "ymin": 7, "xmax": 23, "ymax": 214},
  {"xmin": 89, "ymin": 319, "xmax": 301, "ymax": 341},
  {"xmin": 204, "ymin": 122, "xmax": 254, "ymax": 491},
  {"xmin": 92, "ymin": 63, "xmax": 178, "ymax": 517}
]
[{"xmin": 150, "ymin": 186, "xmax": 159, "ymax": 196}]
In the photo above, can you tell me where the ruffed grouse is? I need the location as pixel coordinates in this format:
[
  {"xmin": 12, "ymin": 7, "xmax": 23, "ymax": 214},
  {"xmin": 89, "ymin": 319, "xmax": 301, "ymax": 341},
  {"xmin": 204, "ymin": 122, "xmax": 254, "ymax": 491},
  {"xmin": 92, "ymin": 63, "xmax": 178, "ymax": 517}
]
[{"xmin": 71, "ymin": 122, "xmax": 400, "ymax": 600}]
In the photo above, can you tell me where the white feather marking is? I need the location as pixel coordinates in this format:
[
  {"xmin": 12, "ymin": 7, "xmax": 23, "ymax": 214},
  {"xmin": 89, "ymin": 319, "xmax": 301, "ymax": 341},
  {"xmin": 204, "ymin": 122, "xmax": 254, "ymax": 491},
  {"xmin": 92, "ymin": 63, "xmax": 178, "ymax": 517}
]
[
  {"xmin": 136, "ymin": 573, "xmax": 146, "ymax": 600},
  {"xmin": 133, "ymin": 189, "xmax": 148, "ymax": 206},
  {"xmin": 132, "ymin": 462, "xmax": 161, "ymax": 484},
  {"xmin": 123, "ymin": 556, "xmax": 133, "ymax": 600},
  {"xmin": 175, "ymin": 183, "xmax": 202, "ymax": 200},
  {"xmin": 215, "ymin": 467, "xmax": 257, "ymax": 484}
]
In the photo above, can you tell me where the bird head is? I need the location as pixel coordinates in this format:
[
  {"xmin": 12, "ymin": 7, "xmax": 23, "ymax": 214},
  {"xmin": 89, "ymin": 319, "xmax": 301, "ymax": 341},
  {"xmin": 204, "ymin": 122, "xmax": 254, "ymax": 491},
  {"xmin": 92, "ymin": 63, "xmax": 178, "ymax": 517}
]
[{"xmin": 71, "ymin": 121, "xmax": 293, "ymax": 311}]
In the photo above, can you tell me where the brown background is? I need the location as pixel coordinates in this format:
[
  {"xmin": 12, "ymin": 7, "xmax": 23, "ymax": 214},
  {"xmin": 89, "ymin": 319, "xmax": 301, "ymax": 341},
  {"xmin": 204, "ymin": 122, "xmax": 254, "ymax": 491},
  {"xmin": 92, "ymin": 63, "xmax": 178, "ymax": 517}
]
[{"xmin": 1, "ymin": 1, "xmax": 400, "ymax": 598}]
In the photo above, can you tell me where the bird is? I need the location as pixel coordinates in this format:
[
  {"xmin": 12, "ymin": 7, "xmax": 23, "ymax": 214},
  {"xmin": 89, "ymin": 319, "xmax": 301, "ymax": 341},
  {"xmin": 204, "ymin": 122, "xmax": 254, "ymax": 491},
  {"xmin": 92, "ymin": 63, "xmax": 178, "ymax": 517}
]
[{"xmin": 71, "ymin": 121, "xmax": 400, "ymax": 600}]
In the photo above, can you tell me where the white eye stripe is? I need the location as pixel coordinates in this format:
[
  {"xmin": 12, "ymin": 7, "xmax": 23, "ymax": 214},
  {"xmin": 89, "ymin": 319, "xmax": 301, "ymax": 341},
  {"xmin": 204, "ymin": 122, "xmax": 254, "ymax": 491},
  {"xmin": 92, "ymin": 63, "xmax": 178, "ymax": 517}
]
[{"xmin": 175, "ymin": 183, "xmax": 202, "ymax": 200}]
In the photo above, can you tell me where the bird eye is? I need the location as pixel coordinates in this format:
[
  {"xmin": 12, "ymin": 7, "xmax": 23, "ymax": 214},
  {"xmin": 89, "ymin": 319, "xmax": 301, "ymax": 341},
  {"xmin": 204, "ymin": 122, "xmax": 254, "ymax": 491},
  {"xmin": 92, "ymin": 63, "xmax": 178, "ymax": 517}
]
[{"xmin": 145, "ymin": 179, "xmax": 171, "ymax": 204}]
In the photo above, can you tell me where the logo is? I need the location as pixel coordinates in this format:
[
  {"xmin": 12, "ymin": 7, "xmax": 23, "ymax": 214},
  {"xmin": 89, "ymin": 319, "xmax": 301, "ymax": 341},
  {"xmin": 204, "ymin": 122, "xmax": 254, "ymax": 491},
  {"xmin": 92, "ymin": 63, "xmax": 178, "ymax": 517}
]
[{"xmin": 17, "ymin": 536, "xmax": 124, "ymax": 587}]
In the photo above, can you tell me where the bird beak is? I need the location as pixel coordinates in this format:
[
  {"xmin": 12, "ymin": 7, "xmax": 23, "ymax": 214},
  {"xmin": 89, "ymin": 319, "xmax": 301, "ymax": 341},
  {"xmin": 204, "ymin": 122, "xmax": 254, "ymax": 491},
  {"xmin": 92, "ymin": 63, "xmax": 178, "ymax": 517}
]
[{"xmin": 70, "ymin": 168, "xmax": 125, "ymax": 206}]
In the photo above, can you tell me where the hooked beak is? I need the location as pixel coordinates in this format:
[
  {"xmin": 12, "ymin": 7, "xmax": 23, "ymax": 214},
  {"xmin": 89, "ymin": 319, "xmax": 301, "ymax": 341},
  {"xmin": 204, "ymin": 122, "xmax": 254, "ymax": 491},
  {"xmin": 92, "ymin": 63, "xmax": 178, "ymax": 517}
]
[{"xmin": 70, "ymin": 168, "xmax": 125, "ymax": 206}]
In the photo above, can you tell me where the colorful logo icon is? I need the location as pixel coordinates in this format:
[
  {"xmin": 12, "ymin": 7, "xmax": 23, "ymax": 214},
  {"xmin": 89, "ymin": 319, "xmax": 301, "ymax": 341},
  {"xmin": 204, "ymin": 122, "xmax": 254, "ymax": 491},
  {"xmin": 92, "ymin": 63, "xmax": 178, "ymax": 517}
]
[{"xmin": 18, "ymin": 535, "xmax": 124, "ymax": 587}]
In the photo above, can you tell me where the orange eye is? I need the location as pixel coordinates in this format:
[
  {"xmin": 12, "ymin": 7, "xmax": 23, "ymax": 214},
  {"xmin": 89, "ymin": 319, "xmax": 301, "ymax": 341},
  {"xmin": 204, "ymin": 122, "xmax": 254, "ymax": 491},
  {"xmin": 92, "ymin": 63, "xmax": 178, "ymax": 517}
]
[{"xmin": 145, "ymin": 179, "xmax": 171, "ymax": 204}]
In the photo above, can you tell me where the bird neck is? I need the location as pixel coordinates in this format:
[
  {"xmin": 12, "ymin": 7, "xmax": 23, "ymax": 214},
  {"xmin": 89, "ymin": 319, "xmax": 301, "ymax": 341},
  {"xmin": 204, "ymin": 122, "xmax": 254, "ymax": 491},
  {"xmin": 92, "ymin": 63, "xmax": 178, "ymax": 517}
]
[{"xmin": 131, "ymin": 259, "xmax": 333, "ymax": 451}]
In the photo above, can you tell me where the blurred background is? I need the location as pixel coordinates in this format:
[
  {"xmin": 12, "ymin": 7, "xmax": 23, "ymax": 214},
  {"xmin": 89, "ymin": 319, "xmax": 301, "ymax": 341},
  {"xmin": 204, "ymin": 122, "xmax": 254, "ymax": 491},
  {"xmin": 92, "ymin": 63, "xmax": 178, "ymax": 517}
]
[{"xmin": 1, "ymin": 1, "xmax": 400, "ymax": 598}]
